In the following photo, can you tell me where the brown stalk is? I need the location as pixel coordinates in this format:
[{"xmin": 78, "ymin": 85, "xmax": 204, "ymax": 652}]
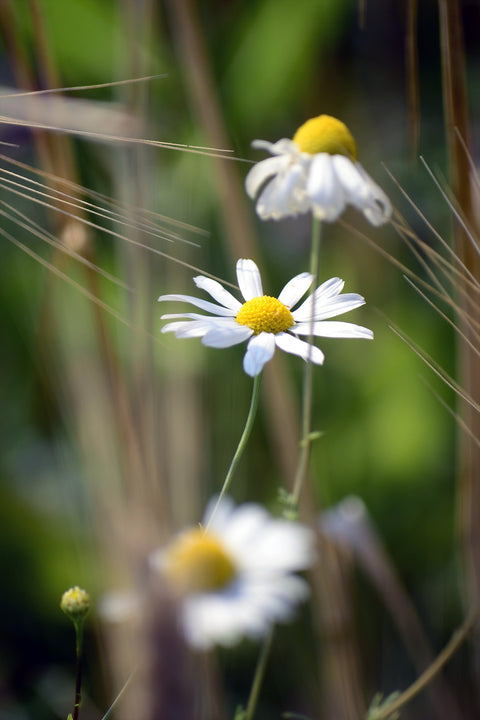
[
  {"xmin": 406, "ymin": 0, "xmax": 420, "ymax": 160},
  {"xmin": 438, "ymin": 0, "xmax": 480, "ymax": 704}
]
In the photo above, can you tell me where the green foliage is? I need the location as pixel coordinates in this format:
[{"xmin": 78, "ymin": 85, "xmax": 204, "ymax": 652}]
[
  {"xmin": 224, "ymin": 0, "xmax": 352, "ymax": 130},
  {"xmin": 0, "ymin": 0, "xmax": 473, "ymax": 718}
]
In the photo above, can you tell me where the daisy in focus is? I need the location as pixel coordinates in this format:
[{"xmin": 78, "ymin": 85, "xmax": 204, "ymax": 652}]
[
  {"xmin": 149, "ymin": 496, "xmax": 315, "ymax": 650},
  {"xmin": 245, "ymin": 114, "xmax": 391, "ymax": 225},
  {"xmin": 158, "ymin": 258, "xmax": 373, "ymax": 377}
]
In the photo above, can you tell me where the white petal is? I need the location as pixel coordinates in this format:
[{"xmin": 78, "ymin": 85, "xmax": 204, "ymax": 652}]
[
  {"xmin": 236, "ymin": 258, "xmax": 263, "ymax": 300},
  {"xmin": 278, "ymin": 272, "xmax": 314, "ymax": 308},
  {"xmin": 242, "ymin": 574, "xmax": 310, "ymax": 617},
  {"xmin": 294, "ymin": 321, "xmax": 373, "ymax": 339},
  {"xmin": 161, "ymin": 312, "xmax": 231, "ymax": 321},
  {"xmin": 182, "ymin": 591, "xmax": 268, "ymax": 649},
  {"xmin": 274, "ymin": 333, "xmax": 324, "ymax": 364},
  {"xmin": 293, "ymin": 292, "xmax": 366, "ymax": 322},
  {"xmin": 162, "ymin": 319, "xmax": 214, "ymax": 338},
  {"xmin": 251, "ymin": 138, "xmax": 298, "ymax": 156},
  {"xmin": 333, "ymin": 157, "xmax": 392, "ymax": 226},
  {"xmin": 255, "ymin": 163, "xmax": 306, "ymax": 220},
  {"xmin": 306, "ymin": 153, "xmax": 346, "ymax": 222},
  {"xmin": 291, "ymin": 278, "xmax": 344, "ymax": 320},
  {"xmin": 243, "ymin": 332, "xmax": 276, "ymax": 376},
  {"xmin": 221, "ymin": 504, "xmax": 271, "ymax": 556},
  {"xmin": 161, "ymin": 320, "xmax": 189, "ymax": 335},
  {"xmin": 202, "ymin": 324, "xmax": 253, "ymax": 348},
  {"xmin": 193, "ymin": 276, "xmax": 242, "ymax": 311},
  {"xmin": 251, "ymin": 138, "xmax": 278, "ymax": 153},
  {"xmin": 316, "ymin": 277, "xmax": 345, "ymax": 298},
  {"xmin": 332, "ymin": 155, "xmax": 368, "ymax": 204},
  {"xmin": 244, "ymin": 521, "xmax": 315, "ymax": 572},
  {"xmin": 355, "ymin": 163, "xmax": 392, "ymax": 225},
  {"xmin": 158, "ymin": 293, "xmax": 236, "ymax": 316},
  {"xmin": 245, "ymin": 155, "xmax": 289, "ymax": 199}
]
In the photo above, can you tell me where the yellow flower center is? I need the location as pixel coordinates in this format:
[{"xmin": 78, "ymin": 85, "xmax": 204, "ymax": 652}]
[
  {"xmin": 293, "ymin": 114, "xmax": 358, "ymax": 160},
  {"xmin": 162, "ymin": 528, "xmax": 237, "ymax": 594},
  {"xmin": 236, "ymin": 296, "xmax": 294, "ymax": 335}
]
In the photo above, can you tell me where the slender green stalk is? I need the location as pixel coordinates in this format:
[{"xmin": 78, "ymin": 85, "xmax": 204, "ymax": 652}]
[
  {"xmin": 72, "ymin": 620, "xmax": 85, "ymax": 720},
  {"xmin": 244, "ymin": 627, "xmax": 275, "ymax": 720},
  {"xmin": 240, "ymin": 221, "xmax": 322, "ymax": 720},
  {"xmin": 207, "ymin": 374, "xmax": 262, "ymax": 528},
  {"xmin": 291, "ymin": 217, "xmax": 322, "ymax": 507},
  {"xmin": 372, "ymin": 605, "xmax": 478, "ymax": 719}
]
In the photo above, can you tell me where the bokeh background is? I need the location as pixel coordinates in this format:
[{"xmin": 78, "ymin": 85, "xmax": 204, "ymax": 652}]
[{"xmin": 1, "ymin": 1, "xmax": 479, "ymax": 719}]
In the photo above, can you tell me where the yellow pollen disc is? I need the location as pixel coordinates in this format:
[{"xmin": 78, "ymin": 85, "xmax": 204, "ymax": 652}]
[
  {"xmin": 293, "ymin": 114, "xmax": 358, "ymax": 160},
  {"xmin": 162, "ymin": 528, "xmax": 236, "ymax": 594},
  {"xmin": 236, "ymin": 296, "xmax": 294, "ymax": 335}
]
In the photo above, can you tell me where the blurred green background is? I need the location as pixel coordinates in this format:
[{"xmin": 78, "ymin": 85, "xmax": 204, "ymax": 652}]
[{"xmin": 0, "ymin": 1, "xmax": 478, "ymax": 719}]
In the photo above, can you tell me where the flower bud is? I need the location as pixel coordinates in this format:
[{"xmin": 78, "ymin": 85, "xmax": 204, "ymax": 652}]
[{"xmin": 60, "ymin": 586, "xmax": 91, "ymax": 622}]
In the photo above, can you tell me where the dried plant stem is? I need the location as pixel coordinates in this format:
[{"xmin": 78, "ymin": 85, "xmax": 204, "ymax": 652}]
[
  {"xmin": 438, "ymin": 0, "xmax": 480, "ymax": 699},
  {"xmin": 406, "ymin": 0, "xmax": 420, "ymax": 158},
  {"xmin": 373, "ymin": 605, "xmax": 479, "ymax": 720},
  {"xmin": 166, "ymin": 0, "xmax": 256, "ymax": 259}
]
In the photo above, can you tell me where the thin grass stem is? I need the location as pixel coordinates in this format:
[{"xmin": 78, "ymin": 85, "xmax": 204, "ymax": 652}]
[
  {"xmin": 206, "ymin": 374, "xmax": 262, "ymax": 528},
  {"xmin": 244, "ymin": 627, "xmax": 275, "ymax": 720},
  {"xmin": 72, "ymin": 620, "xmax": 85, "ymax": 720},
  {"xmin": 373, "ymin": 605, "xmax": 479, "ymax": 720}
]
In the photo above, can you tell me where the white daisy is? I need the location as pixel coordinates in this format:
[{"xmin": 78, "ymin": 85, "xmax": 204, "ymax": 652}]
[
  {"xmin": 245, "ymin": 114, "xmax": 391, "ymax": 226},
  {"xmin": 149, "ymin": 496, "xmax": 315, "ymax": 650},
  {"xmin": 158, "ymin": 258, "xmax": 373, "ymax": 377}
]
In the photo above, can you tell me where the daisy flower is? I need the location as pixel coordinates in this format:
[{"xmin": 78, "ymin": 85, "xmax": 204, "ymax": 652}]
[
  {"xmin": 149, "ymin": 496, "xmax": 315, "ymax": 650},
  {"xmin": 245, "ymin": 114, "xmax": 391, "ymax": 225},
  {"xmin": 158, "ymin": 258, "xmax": 373, "ymax": 377}
]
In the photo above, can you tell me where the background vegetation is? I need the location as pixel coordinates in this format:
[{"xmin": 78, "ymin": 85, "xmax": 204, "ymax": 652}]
[{"xmin": 0, "ymin": 1, "xmax": 479, "ymax": 719}]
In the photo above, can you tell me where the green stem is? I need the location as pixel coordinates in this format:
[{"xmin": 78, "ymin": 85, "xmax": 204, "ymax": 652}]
[
  {"xmin": 72, "ymin": 620, "xmax": 85, "ymax": 720},
  {"xmin": 244, "ymin": 627, "xmax": 275, "ymax": 720},
  {"xmin": 373, "ymin": 605, "xmax": 479, "ymax": 719},
  {"xmin": 207, "ymin": 374, "xmax": 262, "ymax": 528},
  {"xmin": 291, "ymin": 217, "xmax": 322, "ymax": 508},
  {"xmin": 240, "ymin": 221, "xmax": 322, "ymax": 719}
]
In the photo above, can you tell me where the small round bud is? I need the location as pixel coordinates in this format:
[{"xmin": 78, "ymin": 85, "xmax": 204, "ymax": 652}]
[{"xmin": 60, "ymin": 586, "xmax": 91, "ymax": 622}]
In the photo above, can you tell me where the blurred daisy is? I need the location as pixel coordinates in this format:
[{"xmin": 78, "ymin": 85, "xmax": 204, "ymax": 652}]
[
  {"xmin": 245, "ymin": 114, "xmax": 391, "ymax": 225},
  {"xmin": 159, "ymin": 258, "xmax": 373, "ymax": 377},
  {"xmin": 150, "ymin": 496, "xmax": 315, "ymax": 650}
]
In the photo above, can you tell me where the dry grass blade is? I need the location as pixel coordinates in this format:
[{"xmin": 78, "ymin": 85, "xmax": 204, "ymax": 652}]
[
  {"xmin": 0, "ymin": 74, "xmax": 168, "ymax": 98},
  {"xmin": 0, "ymin": 199, "xmax": 129, "ymax": 289},
  {"xmin": 0, "ymin": 224, "xmax": 136, "ymax": 330},
  {"xmin": 0, "ymin": 152, "xmax": 209, "ymax": 237},
  {"xmin": 0, "ymin": 168, "xmax": 199, "ymax": 247},
  {"xmin": 0, "ymin": 173, "xmax": 238, "ymax": 288},
  {"xmin": 388, "ymin": 321, "xmax": 480, "ymax": 414}
]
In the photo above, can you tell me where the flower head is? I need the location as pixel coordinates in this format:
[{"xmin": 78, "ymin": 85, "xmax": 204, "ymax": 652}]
[
  {"xmin": 159, "ymin": 258, "xmax": 373, "ymax": 377},
  {"xmin": 60, "ymin": 586, "xmax": 91, "ymax": 622},
  {"xmin": 150, "ymin": 496, "xmax": 315, "ymax": 649},
  {"xmin": 245, "ymin": 114, "xmax": 391, "ymax": 225}
]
